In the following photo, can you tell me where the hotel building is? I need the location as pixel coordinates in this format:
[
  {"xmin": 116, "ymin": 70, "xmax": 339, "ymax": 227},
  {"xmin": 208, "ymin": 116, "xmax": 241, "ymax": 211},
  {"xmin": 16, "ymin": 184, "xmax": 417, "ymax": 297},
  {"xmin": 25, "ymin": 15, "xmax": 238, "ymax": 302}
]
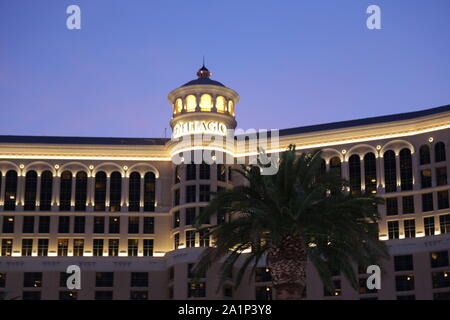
[{"xmin": 0, "ymin": 66, "xmax": 450, "ymax": 300}]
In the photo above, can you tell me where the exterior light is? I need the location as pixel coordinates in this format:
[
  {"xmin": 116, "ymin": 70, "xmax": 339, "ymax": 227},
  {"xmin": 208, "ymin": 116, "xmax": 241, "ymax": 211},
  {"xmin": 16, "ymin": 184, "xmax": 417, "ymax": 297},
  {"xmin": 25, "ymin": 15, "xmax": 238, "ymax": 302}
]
[
  {"xmin": 89, "ymin": 165, "xmax": 94, "ymax": 170},
  {"xmin": 376, "ymin": 145, "xmax": 382, "ymax": 150},
  {"xmin": 54, "ymin": 164, "xmax": 60, "ymax": 169},
  {"xmin": 123, "ymin": 165, "xmax": 128, "ymax": 171},
  {"xmin": 342, "ymin": 149, "xmax": 347, "ymax": 154},
  {"xmin": 429, "ymin": 137, "xmax": 434, "ymax": 143},
  {"xmin": 19, "ymin": 164, "xmax": 25, "ymax": 169}
]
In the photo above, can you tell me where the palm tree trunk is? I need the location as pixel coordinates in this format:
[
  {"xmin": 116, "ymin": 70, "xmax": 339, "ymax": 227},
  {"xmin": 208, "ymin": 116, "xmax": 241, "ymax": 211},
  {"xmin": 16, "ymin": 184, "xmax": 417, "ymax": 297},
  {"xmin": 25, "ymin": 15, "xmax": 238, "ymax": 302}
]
[{"xmin": 267, "ymin": 235, "xmax": 307, "ymax": 300}]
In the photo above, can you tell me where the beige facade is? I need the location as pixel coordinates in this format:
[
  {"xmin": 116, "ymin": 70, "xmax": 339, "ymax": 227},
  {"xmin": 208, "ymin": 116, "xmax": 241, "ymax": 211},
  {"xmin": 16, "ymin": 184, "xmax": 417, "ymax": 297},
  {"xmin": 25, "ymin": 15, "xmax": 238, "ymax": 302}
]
[{"xmin": 0, "ymin": 67, "xmax": 450, "ymax": 300}]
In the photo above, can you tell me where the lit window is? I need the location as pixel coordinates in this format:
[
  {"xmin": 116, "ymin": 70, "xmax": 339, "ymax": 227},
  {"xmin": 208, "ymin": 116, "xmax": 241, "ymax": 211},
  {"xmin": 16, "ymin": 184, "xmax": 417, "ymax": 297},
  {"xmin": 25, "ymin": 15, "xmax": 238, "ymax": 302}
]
[
  {"xmin": 199, "ymin": 94, "xmax": 212, "ymax": 111},
  {"xmin": 216, "ymin": 96, "xmax": 226, "ymax": 113},
  {"xmin": 185, "ymin": 95, "xmax": 197, "ymax": 112}
]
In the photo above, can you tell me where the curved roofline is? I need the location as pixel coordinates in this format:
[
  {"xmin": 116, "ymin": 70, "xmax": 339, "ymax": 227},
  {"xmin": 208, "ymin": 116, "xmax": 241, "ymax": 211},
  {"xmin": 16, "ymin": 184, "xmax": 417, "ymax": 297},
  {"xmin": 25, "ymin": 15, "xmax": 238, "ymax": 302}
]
[{"xmin": 0, "ymin": 135, "xmax": 169, "ymax": 146}]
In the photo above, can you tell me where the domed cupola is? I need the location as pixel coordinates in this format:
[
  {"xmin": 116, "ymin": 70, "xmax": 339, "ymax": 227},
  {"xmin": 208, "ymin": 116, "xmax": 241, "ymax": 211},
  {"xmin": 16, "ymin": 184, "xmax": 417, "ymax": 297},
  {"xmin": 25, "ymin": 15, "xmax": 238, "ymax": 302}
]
[{"xmin": 168, "ymin": 65, "xmax": 240, "ymax": 139}]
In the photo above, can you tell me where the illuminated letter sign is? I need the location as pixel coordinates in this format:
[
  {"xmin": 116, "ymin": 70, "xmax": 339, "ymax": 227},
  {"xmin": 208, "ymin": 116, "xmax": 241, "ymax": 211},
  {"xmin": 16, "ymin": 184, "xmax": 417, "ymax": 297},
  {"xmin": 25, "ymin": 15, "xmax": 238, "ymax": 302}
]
[{"xmin": 172, "ymin": 121, "xmax": 227, "ymax": 138}]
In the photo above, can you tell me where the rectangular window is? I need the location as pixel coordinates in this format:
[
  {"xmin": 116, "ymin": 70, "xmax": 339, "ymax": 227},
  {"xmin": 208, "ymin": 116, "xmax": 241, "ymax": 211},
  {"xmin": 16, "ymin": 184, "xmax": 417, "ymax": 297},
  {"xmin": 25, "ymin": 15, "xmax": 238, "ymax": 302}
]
[
  {"xmin": 185, "ymin": 207, "xmax": 196, "ymax": 226},
  {"xmin": 438, "ymin": 190, "xmax": 449, "ymax": 210},
  {"xmin": 186, "ymin": 164, "xmax": 196, "ymax": 180},
  {"xmin": 432, "ymin": 271, "xmax": 450, "ymax": 289},
  {"xmin": 128, "ymin": 239, "xmax": 138, "ymax": 256},
  {"xmin": 324, "ymin": 280, "xmax": 342, "ymax": 297},
  {"xmin": 199, "ymin": 185, "xmax": 210, "ymax": 202},
  {"xmin": 2, "ymin": 216, "xmax": 15, "ymax": 233},
  {"xmin": 59, "ymin": 291, "xmax": 77, "ymax": 300},
  {"xmin": 109, "ymin": 217, "xmax": 120, "ymax": 234},
  {"xmin": 1, "ymin": 239, "xmax": 13, "ymax": 256},
  {"xmin": 185, "ymin": 185, "xmax": 196, "ymax": 203},
  {"xmin": 22, "ymin": 291, "xmax": 41, "ymax": 300},
  {"xmin": 73, "ymin": 239, "xmax": 84, "ymax": 256},
  {"xmin": 37, "ymin": 239, "xmax": 49, "ymax": 256},
  {"xmin": 359, "ymin": 277, "xmax": 378, "ymax": 294},
  {"xmin": 421, "ymin": 169, "xmax": 432, "ymax": 188},
  {"xmin": 95, "ymin": 291, "xmax": 113, "ymax": 300},
  {"xmin": 130, "ymin": 291, "xmax": 148, "ymax": 300},
  {"xmin": 131, "ymin": 272, "xmax": 148, "ymax": 287},
  {"xmin": 174, "ymin": 233, "xmax": 180, "ymax": 249},
  {"xmin": 402, "ymin": 196, "xmax": 415, "ymax": 214},
  {"xmin": 255, "ymin": 267, "xmax": 272, "ymax": 282},
  {"xmin": 386, "ymin": 198, "xmax": 398, "ymax": 216},
  {"xmin": 58, "ymin": 239, "xmax": 69, "ymax": 256},
  {"xmin": 173, "ymin": 211, "xmax": 180, "ymax": 228},
  {"xmin": 22, "ymin": 239, "xmax": 33, "ymax": 256},
  {"xmin": 388, "ymin": 221, "xmax": 400, "ymax": 239},
  {"xmin": 58, "ymin": 216, "xmax": 70, "ymax": 233},
  {"xmin": 22, "ymin": 216, "xmax": 35, "ymax": 233},
  {"xmin": 422, "ymin": 193, "xmax": 434, "ymax": 212},
  {"xmin": 143, "ymin": 239, "xmax": 153, "ymax": 257},
  {"xmin": 94, "ymin": 216, "xmax": 105, "ymax": 233},
  {"xmin": 404, "ymin": 219, "xmax": 416, "ymax": 238},
  {"xmin": 108, "ymin": 239, "xmax": 119, "ymax": 257},
  {"xmin": 128, "ymin": 217, "xmax": 139, "ymax": 234},
  {"xmin": 23, "ymin": 272, "xmax": 42, "ymax": 288},
  {"xmin": 185, "ymin": 230, "xmax": 196, "ymax": 248},
  {"xmin": 255, "ymin": 286, "xmax": 272, "ymax": 300},
  {"xmin": 440, "ymin": 214, "xmax": 450, "ymax": 234},
  {"xmin": 143, "ymin": 217, "xmax": 154, "ymax": 234},
  {"xmin": 188, "ymin": 282, "xmax": 206, "ymax": 298},
  {"xmin": 430, "ymin": 251, "xmax": 449, "ymax": 268},
  {"xmin": 394, "ymin": 255, "xmax": 414, "ymax": 271},
  {"xmin": 38, "ymin": 216, "xmax": 50, "ymax": 233},
  {"xmin": 199, "ymin": 163, "xmax": 210, "ymax": 180},
  {"xmin": 60, "ymin": 272, "xmax": 69, "ymax": 287},
  {"xmin": 424, "ymin": 217, "xmax": 435, "ymax": 236},
  {"xmin": 199, "ymin": 229, "xmax": 210, "ymax": 247},
  {"xmin": 74, "ymin": 216, "xmax": 85, "ymax": 233},
  {"xmin": 174, "ymin": 189, "xmax": 180, "ymax": 206},
  {"xmin": 0, "ymin": 273, "xmax": 6, "ymax": 288},
  {"xmin": 436, "ymin": 167, "xmax": 448, "ymax": 186},
  {"xmin": 395, "ymin": 275, "xmax": 415, "ymax": 291},
  {"xmin": 95, "ymin": 272, "xmax": 114, "ymax": 287},
  {"xmin": 93, "ymin": 239, "xmax": 104, "ymax": 257},
  {"xmin": 198, "ymin": 207, "xmax": 209, "ymax": 225}
]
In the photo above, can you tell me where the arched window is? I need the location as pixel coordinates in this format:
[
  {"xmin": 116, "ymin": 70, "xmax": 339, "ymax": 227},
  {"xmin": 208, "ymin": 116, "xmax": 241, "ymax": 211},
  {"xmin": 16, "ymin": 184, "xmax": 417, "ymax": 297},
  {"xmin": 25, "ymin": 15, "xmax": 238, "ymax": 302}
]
[
  {"xmin": 144, "ymin": 172, "xmax": 156, "ymax": 212},
  {"xmin": 59, "ymin": 171, "xmax": 72, "ymax": 211},
  {"xmin": 129, "ymin": 172, "xmax": 141, "ymax": 212},
  {"xmin": 216, "ymin": 96, "xmax": 226, "ymax": 113},
  {"xmin": 400, "ymin": 148, "xmax": 413, "ymax": 191},
  {"xmin": 175, "ymin": 98, "xmax": 183, "ymax": 114},
  {"xmin": 384, "ymin": 150, "xmax": 397, "ymax": 193},
  {"xmin": 24, "ymin": 170, "xmax": 38, "ymax": 211},
  {"xmin": 185, "ymin": 95, "xmax": 197, "ymax": 112},
  {"xmin": 419, "ymin": 145, "xmax": 431, "ymax": 165},
  {"xmin": 109, "ymin": 171, "xmax": 122, "ymax": 212},
  {"xmin": 199, "ymin": 94, "xmax": 212, "ymax": 112},
  {"xmin": 348, "ymin": 155, "xmax": 361, "ymax": 195},
  {"xmin": 364, "ymin": 153, "xmax": 377, "ymax": 194},
  {"xmin": 75, "ymin": 171, "xmax": 87, "ymax": 211},
  {"xmin": 40, "ymin": 171, "xmax": 53, "ymax": 211},
  {"xmin": 4, "ymin": 170, "xmax": 17, "ymax": 211},
  {"xmin": 174, "ymin": 165, "xmax": 181, "ymax": 184},
  {"xmin": 228, "ymin": 100, "xmax": 234, "ymax": 115},
  {"xmin": 94, "ymin": 171, "xmax": 106, "ymax": 211},
  {"xmin": 329, "ymin": 157, "xmax": 341, "ymax": 177},
  {"xmin": 435, "ymin": 142, "xmax": 446, "ymax": 162}
]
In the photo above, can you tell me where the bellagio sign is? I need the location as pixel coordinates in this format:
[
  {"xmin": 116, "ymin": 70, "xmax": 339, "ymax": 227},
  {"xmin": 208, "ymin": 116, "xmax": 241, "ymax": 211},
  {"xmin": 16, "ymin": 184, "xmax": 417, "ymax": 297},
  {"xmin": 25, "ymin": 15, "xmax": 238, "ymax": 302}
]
[{"xmin": 172, "ymin": 120, "xmax": 227, "ymax": 138}]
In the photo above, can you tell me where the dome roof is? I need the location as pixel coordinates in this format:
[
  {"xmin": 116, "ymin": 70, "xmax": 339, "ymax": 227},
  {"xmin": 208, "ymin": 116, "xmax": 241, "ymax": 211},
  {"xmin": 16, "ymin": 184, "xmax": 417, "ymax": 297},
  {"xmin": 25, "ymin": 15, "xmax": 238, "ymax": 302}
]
[{"xmin": 181, "ymin": 65, "xmax": 226, "ymax": 87}]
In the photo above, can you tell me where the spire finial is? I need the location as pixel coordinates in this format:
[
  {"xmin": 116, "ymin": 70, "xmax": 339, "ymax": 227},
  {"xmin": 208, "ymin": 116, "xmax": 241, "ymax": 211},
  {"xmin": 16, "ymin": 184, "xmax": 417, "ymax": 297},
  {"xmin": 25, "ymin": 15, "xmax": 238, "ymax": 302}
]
[{"xmin": 197, "ymin": 59, "xmax": 212, "ymax": 78}]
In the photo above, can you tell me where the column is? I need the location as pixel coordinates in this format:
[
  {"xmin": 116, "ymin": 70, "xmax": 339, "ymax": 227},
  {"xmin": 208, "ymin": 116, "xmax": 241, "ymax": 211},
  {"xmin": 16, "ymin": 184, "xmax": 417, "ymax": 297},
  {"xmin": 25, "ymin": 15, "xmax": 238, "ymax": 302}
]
[
  {"xmin": 36, "ymin": 174, "xmax": 42, "ymax": 210},
  {"xmin": 71, "ymin": 175, "xmax": 76, "ymax": 211},
  {"xmin": 52, "ymin": 175, "xmax": 61, "ymax": 211},
  {"xmin": 122, "ymin": 175, "xmax": 129, "ymax": 212},
  {"xmin": 105, "ymin": 175, "xmax": 111, "ymax": 211},
  {"xmin": 0, "ymin": 172, "xmax": 5, "ymax": 209}
]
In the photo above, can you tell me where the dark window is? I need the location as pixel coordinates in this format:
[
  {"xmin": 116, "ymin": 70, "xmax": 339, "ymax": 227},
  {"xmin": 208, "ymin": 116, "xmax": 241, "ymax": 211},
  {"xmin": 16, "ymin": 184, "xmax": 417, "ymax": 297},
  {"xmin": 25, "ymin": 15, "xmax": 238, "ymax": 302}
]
[
  {"xmin": 436, "ymin": 167, "xmax": 448, "ymax": 186},
  {"xmin": 185, "ymin": 208, "xmax": 196, "ymax": 226},
  {"xmin": 95, "ymin": 272, "xmax": 114, "ymax": 287},
  {"xmin": 38, "ymin": 216, "xmax": 50, "ymax": 233},
  {"xmin": 432, "ymin": 271, "xmax": 450, "ymax": 289},
  {"xmin": 186, "ymin": 164, "xmax": 196, "ymax": 180},
  {"xmin": 435, "ymin": 142, "xmax": 446, "ymax": 162},
  {"xmin": 22, "ymin": 291, "xmax": 41, "ymax": 300},
  {"xmin": 58, "ymin": 216, "xmax": 70, "ymax": 233},
  {"xmin": 228, "ymin": 166, "xmax": 233, "ymax": 182},
  {"xmin": 329, "ymin": 157, "xmax": 341, "ymax": 177},
  {"xmin": 174, "ymin": 165, "xmax": 181, "ymax": 184},
  {"xmin": 2, "ymin": 216, "xmax": 15, "ymax": 233},
  {"xmin": 128, "ymin": 217, "xmax": 139, "ymax": 234},
  {"xmin": 404, "ymin": 219, "xmax": 416, "ymax": 238},
  {"xmin": 384, "ymin": 151, "xmax": 397, "ymax": 193},
  {"xmin": 128, "ymin": 172, "xmax": 141, "ymax": 212},
  {"xmin": 397, "ymin": 295, "xmax": 415, "ymax": 300},
  {"xmin": 73, "ymin": 239, "xmax": 84, "ymax": 256},
  {"xmin": 75, "ymin": 171, "xmax": 87, "ymax": 211},
  {"xmin": 394, "ymin": 255, "xmax": 414, "ymax": 271},
  {"xmin": 359, "ymin": 277, "xmax": 378, "ymax": 294},
  {"xmin": 324, "ymin": 280, "xmax": 342, "ymax": 297},
  {"xmin": 23, "ymin": 272, "xmax": 42, "ymax": 287},
  {"xmin": 95, "ymin": 291, "xmax": 113, "ymax": 300},
  {"xmin": 199, "ymin": 163, "xmax": 210, "ymax": 180},
  {"xmin": 93, "ymin": 239, "xmax": 104, "ymax": 256},
  {"xmin": 199, "ymin": 185, "xmax": 210, "ymax": 202},
  {"xmin": 174, "ymin": 233, "xmax": 180, "ymax": 249},
  {"xmin": 22, "ymin": 216, "xmax": 35, "ymax": 233},
  {"xmin": 217, "ymin": 164, "xmax": 226, "ymax": 181},
  {"xmin": 438, "ymin": 190, "xmax": 449, "ymax": 210},
  {"xmin": 131, "ymin": 272, "xmax": 148, "ymax": 287},
  {"xmin": 349, "ymin": 155, "xmax": 361, "ymax": 195},
  {"xmin": 386, "ymin": 198, "xmax": 398, "ymax": 216},
  {"xmin": 143, "ymin": 239, "xmax": 153, "ymax": 257},
  {"xmin": 94, "ymin": 171, "xmax": 106, "ymax": 211},
  {"xmin": 255, "ymin": 286, "xmax": 272, "ymax": 300},
  {"xmin": 185, "ymin": 230, "xmax": 196, "ymax": 248},
  {"xmin": 94, "ymin": 216, "xmax": 105, "ymax": 233},
  {"xmin": 198, "ymin": 207, "xmax": 210, "ymax": 225},
  {"xmin": 143, "ymin": 217, "xmax": 154, "ymax": 234},
  {"xmin": 420, "ymin": 145, "xmax": 431, "ymax": 165},
  {"xmin": 74, "ymin": 216, "xmax": 85, "ymax": 233},
  {"xmin": 364, "ymin": 153, "xmax": 377, "ymax": 194},
  {"xmin": 399, "ymin": 149, "xmax": 413, "ymax": 191},
  {"xmin": 128, "ymin": 239, "xmax": 138, "ymax": 256},
  {"xmin": 174, "ymin": 188, "xmax": 180, "ymax": 206},
  {"xmin": 199, "ymin": 229, "xmax": 210, "ymax": 247},
  {"xmin": 144, "ymin": 172, "xmax": 155, "ymax": 212},
  {"xmin": 0, "ymin": 272, "xmax": 6, "ymax": 287},
  {"xmin": 1, "ymin": 239, "xmax": 13, "ymax": 256},
  {"xmin": 60, "ymin": 272, "xmax": 70, "ymax": 287},
  {"xmin": 421, "ymin": 169, "xmax": 432, "ymax": 188},
  {"xmin": 130, "ymin": 291, "xmax": 148, "ymax": 300},
  {"xmin": 22, "ymin": 239, "xmax": 33, "ymax": 256},
  {"xmin": 402, "ymin": 196, "xmax": 415, "ymax": 214},
  {"xmin": 185, "ymin": 185, "xmax": 196, "ymax": 203},
  {"xmin": 24, "ymin": 170, "xmax": 38, "ymax": 211},
  {"xmin": 39, "ymin": 171, "xmax": 53, "ymax": 211},
  {"xmin": 188, "ymin": 282, "xmax": 206, "ymax": 298},
  {"xmin": 109, "ymin": 217, "xmax": 120, "ymax": 234},
  {"xmin": 395, "ymin": 275, "xmax": 414, "ymax": 291},
  {"xmin": 4, "ymin": 170, "xmax": 17, "ymax": 211},
  {"xmin": 422, "ymin": 193, "xmax": 434, "ymax": 212},
  {"xmin": 59, "ymin": 291, "xmax": 77, "ymax": 300},
  {"xmin": 255, "ymin": 267, "xmax": 272, "ymax": 282},
  {"xmin": 58, "ymin": 239, "xmax": 68, "ymax": 256},
  {"xmin": 59, "ymin": 171, "xmax": 72, "ymax": 211},
  {"xmin": 108, "ymin": 239, "xmax": 119, "ymax": 256},
  {"xmin": 188, "ymin": 263, "xmax": 206, "ymax": 278},
  {"xmin": 217, "ymin": 209, "xmax": 226, "ymax": 225},
  {"xmin": 433, "ymin": 292, "xmax": 450, "ymax": 300},
  {"xmin": 109, "ymin": 171, "xmax": 122, "ymax": 212},
  {"xmin": 424, "ymin": 217, "xmax": 435, "ymax": 236},
  {"xmin": 430, "ymin": 251, "xmax": 449, "ymax": 268},
  {"xmin": 37, "ymin": 239, "xmax": 48, "ymax": 256},
  {"xmin": 440, "ymin": 214, "xmax": 450, "ymax": 234},
  {"xmin": 388, "ymin": 221, "xmax": 399, "ymax": 239},
  {"xmin": 173, "ymin": 211, "xmax": 180, "ymax": 228}
]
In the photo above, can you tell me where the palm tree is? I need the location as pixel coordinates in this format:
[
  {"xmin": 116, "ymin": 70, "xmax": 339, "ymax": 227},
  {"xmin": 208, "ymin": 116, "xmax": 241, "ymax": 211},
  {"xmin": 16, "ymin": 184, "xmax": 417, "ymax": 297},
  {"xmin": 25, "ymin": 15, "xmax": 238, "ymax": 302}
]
[{"xmin": 194, "ymin": 145, "xmax": 389, "ymax": 300}]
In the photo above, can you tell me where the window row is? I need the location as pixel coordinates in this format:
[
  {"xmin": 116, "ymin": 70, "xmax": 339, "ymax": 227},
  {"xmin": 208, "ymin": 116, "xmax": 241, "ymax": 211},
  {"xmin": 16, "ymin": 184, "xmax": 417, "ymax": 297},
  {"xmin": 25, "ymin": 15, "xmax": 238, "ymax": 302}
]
[
  {"xmin": 174, "ymin": 184, "xmax": 212, "ymax": 206},
  {"xmin": 394, "ymin": 251, "xmax": 449, "ymax": 272},
  {"xmin": 173, "ymin": 94, "xmax": 235, "ymax": 115},
  {"xmin": 173, "ymin": 230, "xmax": 211, "ymax": 249},
  {"xmin": 387, "ymin": 214, "xmax": 450, "ymax": 239},
  {"xmin": 174, "ymin": 164, "xmax": 232, "ymax": 183},
  {"xmin": 385, "ymin": 190, "xmax": 449, "ymax": 216},
  {"xmin": 0, "ymin": 170, "xmax": 156, "ymax": 212}
]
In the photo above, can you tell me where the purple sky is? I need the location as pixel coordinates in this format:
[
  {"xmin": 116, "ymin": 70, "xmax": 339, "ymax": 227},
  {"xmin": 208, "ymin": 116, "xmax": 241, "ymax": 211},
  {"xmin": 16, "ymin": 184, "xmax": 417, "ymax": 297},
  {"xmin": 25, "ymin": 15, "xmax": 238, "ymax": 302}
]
[{"xmin": 1, "ymin": 0, "xmax": 449, "ymax": 138}]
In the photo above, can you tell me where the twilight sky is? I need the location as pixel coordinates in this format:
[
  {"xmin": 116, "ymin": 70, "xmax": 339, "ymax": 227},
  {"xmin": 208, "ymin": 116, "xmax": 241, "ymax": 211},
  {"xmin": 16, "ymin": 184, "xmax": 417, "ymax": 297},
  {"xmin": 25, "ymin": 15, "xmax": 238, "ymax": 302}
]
[{"xmin": 0, "ymin": 0, "xmax": 449, "ymax": 138}]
